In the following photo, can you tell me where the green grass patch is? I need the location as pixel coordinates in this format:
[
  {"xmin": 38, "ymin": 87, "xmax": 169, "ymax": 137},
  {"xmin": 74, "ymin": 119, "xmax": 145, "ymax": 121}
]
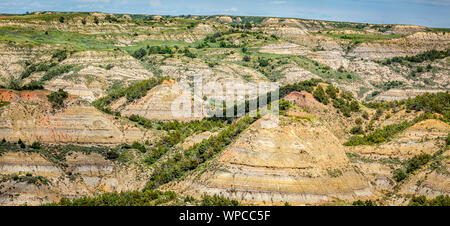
[
  {"xmin": 322, "ymin": 32, "xmax": 405, "ymax": 42},
  {"xmin": 0, "ymin": 26, "xmax": 117, "ymax": 51}
]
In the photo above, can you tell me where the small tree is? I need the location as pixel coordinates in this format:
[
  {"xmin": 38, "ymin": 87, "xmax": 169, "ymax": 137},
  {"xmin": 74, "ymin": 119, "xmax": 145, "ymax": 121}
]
[
  {"xmin": 47, "ymin": 89, "xmax": 68, "ymax": 109},
  {"xmin": 31, "ymin": 141, "xmax": 41, "ymax": 149},
  {"xmin": 313, "ymin": 85, "xmax": 329, "ymax": 105},
  {"xmin": 326, "ymin": 84, "xmax": 338, "ymax": 99},
  {"xmin": 18, "ymin": 139, "xmax": 26, "ymax": 148},
  {"xmin": 132, "ymin": 48, "xmax": 147, "ymax": 59},
  {"xmin": 244, "ymin": 22, "xmax": 252, "ymax": 29},
  {"xmin": 59, "ymin": 16, "xmax": 65, "ymax": 23}
]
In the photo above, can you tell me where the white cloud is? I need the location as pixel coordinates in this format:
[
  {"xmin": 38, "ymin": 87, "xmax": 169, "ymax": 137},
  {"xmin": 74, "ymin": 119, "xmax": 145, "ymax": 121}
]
[
  {"xmin": 270, "ymin": 1, "xmax": 287, "ymax": 4},
  {"xmin": 225, "ymin": 7, "xmax": 238, "ymax": 12},
  {"xmin": 150, "ymin": 0, "xmax": 162, "ymax": 8},
  {"xmin": 412, "ymin": 0, "xmax": 450, "ymax": 6},
  {"xmin": 74, "ymin": 0, "xmax": 110, "ymax": 3}
]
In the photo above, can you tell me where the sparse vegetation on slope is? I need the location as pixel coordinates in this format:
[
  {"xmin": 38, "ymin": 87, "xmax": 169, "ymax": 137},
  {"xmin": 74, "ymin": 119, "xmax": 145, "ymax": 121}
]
[
  {"xmin": 92, "ymin": 76, "xmax": 169, "ymax": 115},
  {"xmin": 146, "ymin": 114, "xmax": 260, "ymax": 189},
  {"xmin": 393, "ymin": 153, "xmax": 432, "ymax": 182},
  {"xmin": 45, "ymin": 190, "xmax": 239, "ymax": 206},
  {"xmin": 380, "ymin": 49, "xmax": 450, "ymax": 65},
  {"xmin": 47, "ymin": 88, "xmax": 68, "ymax": 109},
  {"xmin": 408, "ymin": 195, "xmax": 450, "ymax": 206}
]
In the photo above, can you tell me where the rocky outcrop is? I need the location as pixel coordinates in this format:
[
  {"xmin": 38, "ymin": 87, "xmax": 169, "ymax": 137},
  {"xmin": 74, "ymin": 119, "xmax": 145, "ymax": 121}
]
[
  {"xmin": 168, "ymin": 115, "xmax": 373, "ymax": 205},
  {"xmin": 349, "ymin": 32, "xmax": 450, "ymax": 60},
  {"xmin": 345, "ymin": 119, "xmax": 449, "ymax": 160},
  {"xmin": 0, "ymin": 89, "xmax": 162, "ymax": 145},
  {"xmin": 0, "ymin": 151, "xmax": 149, "ymax": 205}
]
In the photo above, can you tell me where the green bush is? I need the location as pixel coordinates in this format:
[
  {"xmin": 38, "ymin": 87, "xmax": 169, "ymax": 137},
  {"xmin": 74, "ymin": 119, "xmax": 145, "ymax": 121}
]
[
  {"xmin": 18, "ymin": 139, "xmax": 26, "ymax": 148},
  {"xmin": 146, "ymin": 115, "xmax": 259, "ymax": 189},
  {"xmin": 352, "ymin": 200, "xmax": 376, "ymax": 206},
  {"xmin": 405, "ymin": 92, "xmax": 449, "ymax": 121},
  {"xmin": 201, "ymin": 194, "xmax": 239, "ymax": 206},
  {"xmin": 41, "ymin": 65, "xmax": 74, "ymax": 81},
  {"xmin": 92, "ymin": 76, "xmax": 168, "ymax": 113},
  {"xmin": 132, "ymin": 48, "xmax": 147, "ymax": 59},
  {"xmin": 408, "ymin": 195, "xmax": 450, "ymax": 206},
  {"xmin": 326, "ymin": 84, "xmax": 339, "ymax": 99},
  {"xmin": 31, "ymin": 141, "xmax": 41, "ymax": 149},
  {"xmin": 344, "ymin": 121, "xmax": 412, "ymax": 146},
  {"xmin": 313, "ymin": 85, "xmax": 329, "ymax": 105},
  {"xmin": 350, "ymin": 125, "xmax": 364, "ymax": 135},
  {"xmin": 394, "ymin": 153, "xmax": 431, "ymax": 182},
  {"xmin": 47, "ymin": 88, "xmax": 68, "ymax": 109}
]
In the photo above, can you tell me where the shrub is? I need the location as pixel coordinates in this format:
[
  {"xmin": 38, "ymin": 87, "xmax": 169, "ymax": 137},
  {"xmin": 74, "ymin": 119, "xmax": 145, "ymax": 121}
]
[
  {"xmin": 201, "ymin": 194, "xmax": 239, "ymax": 206},
  {"xmin": 394, "ymin": 153, "xmax": 431, "ymax": 182},
  {"xmin": 18, "ymin": 139, "xmax": 26, "ymax": 148},
  {"xmin": 258, "ymin": 57, "xmax": 269, "ymax": 67},
  {"xmin": 47, "ymin": 89, "xmax": 69, "ymax": 109},
  {"xmin": 132, "ymin": 48, "xmax": 147, "ymax": 59},
  {"xmin": 350, "ymin": 125, "xmax": 364, "ymax": 135},
  {"xmin": 350, "ymin": 101, "xmax": 360, "ymax": 112},
  {"xmin": 408, "ymin": 195, "xmax": 450, "ymax": 206},
  {"xmin": 313, "ymin": 85, "xmax": 329, "ymax": 105},
  {"xmin": 31, "ymin": 141, "xmax": 41, "ymax": 149},
  {"xmin": 344, "ymin": 121, "xmax": 412, "ymax": 146},
  {"xmin": 131, "ymin": 141, "xmax": 146, "ymax": 153},
  {"xmin": 52, "ymin": 49, "xmax": 69, "ymax": 62},
  {"xmin": 352, "ymin": 200, "xmax": 376, "ymax": 206},
  {"xmin": 41, "ymin": 65, "xmax": 74, "ymax": 81},
  {"xmin": 326, "ymin": 84, "xmax": 339, "ymax": 99},
  {"xmin": 362, "ymin": 111, "xmax": 369, "ymax": 120},
  {"xmin": 106, "ymin": 150, "xmax": 120, "ymax": 160}
]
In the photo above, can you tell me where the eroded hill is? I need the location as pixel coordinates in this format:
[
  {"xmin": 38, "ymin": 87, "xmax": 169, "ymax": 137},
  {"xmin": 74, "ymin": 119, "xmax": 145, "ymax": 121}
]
[{"xmin": 0, "ymin": 12, "xmax": 449, "ymax": 206}]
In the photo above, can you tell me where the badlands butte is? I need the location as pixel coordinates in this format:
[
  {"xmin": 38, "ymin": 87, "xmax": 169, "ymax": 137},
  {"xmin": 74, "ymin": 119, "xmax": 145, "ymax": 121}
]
[{"xmin": 0, "ymin": 12, "xmax": 449, "ymax": 206}]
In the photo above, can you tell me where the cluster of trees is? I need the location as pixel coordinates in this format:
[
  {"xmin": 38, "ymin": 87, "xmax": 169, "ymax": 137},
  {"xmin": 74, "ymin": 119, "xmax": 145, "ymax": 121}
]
[
  {"xmin": 381, "ymin": 49, "xmax": 449, "ymax": 65},
  {"xmin": 41, "ymin": 65, "xmax": 74, "ymax": 82},
  {"xmin": 46, "ymin": 189, "xmax": 239, "ymax": 206},
  {"xmin": 405, "ymin": 92, "xmax": 449, "ymax": 122},
  {"xmin": 21, "ymin": 61, "xmax": 57, "ymax": 79},
  {"xmin": 132, "ymin": 46, "xmax": 174, "ymax": 59},
  {"xmin": 393, "ymin": 153, "xmax": 431, "ymax": 182},
  {"xmin": 47, "ymin": 88, "xmax": 68, "ymax": 109},
  {"xmin": 92, "ymin": 76, "xmax": 168, "ymax": 115},
  {"xmin": 3, "ymin": 173, "xmax": 49, "ymax": 186},
  {"xmin": 105, "ymin": 15, "xmax": 119, "ymax": 23},
  {"xmin": 47, "ymin": 189, "xmax": 177, "ymax": 206},
  {"xmin": 146, "ymin": 115, "xmax": 259, "ymax": 189},
  {"xmin": 201, "ymin": 194, "xmax": 239, "ymax": 206},
  {"xmin": 408, "ymin": 195, "xmax": 450, "ymax": 206},
  {"xmin": 3, "ymin": 78, "xmax": 44, "ymax": 91},
  {"xmin": 352, "ymin": 200, "xmax": 377, "ymax": 206},
  {"xmin": 374, "ymin": 81, "xmax": 404, "ymax": 91},
  {"xmin": 230, "ymin": 22, "xmax": 253, "ymax": 30},
  {"xmin": 8, "ymin": 50, "xmax": 73, "ymax": 91},
  {"xmin": 311, "ymin": 84, "xmax": 359, "ymax": 117},
  {"xmin": 344, "ymin": 120, "xmax": 412, "ymax": 146},
  {"xmin": 127, "ymin": 114, "xmax": 226, "ymax": 165},
  {"xmin": 363, "ymin": 92, "xmax": 449, "ymax": 126},
  {"xmin": 0, "ymin": 139, "xmax": 114, "ymax": 168}
]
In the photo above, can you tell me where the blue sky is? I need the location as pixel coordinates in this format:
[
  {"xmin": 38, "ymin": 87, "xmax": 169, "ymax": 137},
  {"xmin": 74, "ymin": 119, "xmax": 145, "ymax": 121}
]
[{"xmin": 0, "ymin": 0, "xmax": 449, "ymax": 27}]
